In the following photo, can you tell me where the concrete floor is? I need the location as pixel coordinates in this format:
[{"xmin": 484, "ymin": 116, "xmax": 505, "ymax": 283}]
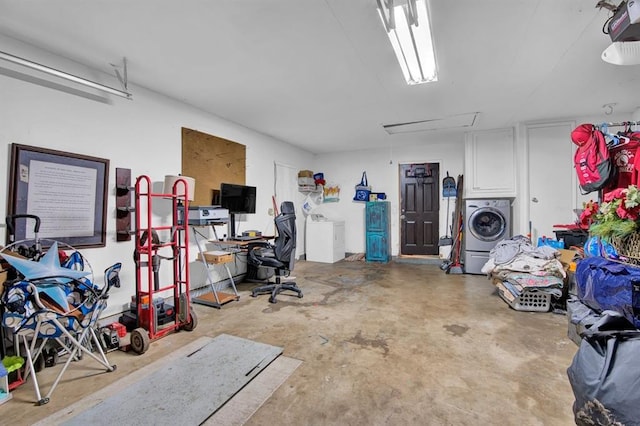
[{"xmin": 0, "ymin": 260, "xmax": 578, "ymax": 425}]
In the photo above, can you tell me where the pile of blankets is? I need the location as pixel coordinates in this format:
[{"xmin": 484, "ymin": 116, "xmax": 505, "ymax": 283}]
[{"xmin": 481, "ymin": 235, "xmax": 566, "ymax": 309}]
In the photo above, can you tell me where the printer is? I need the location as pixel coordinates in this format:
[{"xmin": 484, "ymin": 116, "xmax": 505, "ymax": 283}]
[{"xmin": 178, "ymin": 206, "xmax": 229, "ymax": 225}]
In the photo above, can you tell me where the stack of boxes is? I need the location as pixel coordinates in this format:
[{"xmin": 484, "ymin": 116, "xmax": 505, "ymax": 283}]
[{"xmin": 298, "ymin": 170, "xmax": 316, "ymax": 192}]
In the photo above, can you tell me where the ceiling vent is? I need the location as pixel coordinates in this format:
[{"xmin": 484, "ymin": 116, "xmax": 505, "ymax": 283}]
[{"xmin": 382, "ymin": 112, "xmax": 478, "ymax": 134}]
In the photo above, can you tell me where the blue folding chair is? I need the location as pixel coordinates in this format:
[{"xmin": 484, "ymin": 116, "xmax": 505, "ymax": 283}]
[{"xmin": 1, "ymin": 244, "xmax": 120, "ymax": 405}]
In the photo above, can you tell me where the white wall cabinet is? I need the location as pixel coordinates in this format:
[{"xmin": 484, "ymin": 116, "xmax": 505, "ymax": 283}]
[
  {"xmin": 464, "ymin": 128, "xmax": 517, "ymax": 198},
  {"xmin": 306, "ymin": 220, "xmax": 345, "ymax": 263}
]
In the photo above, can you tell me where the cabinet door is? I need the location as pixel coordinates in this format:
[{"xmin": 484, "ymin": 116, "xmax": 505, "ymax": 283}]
[
  {"xmin": 366, "ymin": 202, "xmax": 388, "ymax": 232},
  {"xmin": 366, "ymin": 232, "xmax": 388, "ymax": 262},
  {"xmin": 464, "ymin": 128, "xmax": 516, "ymax": 198}
]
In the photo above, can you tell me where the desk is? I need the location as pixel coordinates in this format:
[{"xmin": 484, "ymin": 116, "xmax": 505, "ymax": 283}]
[
  {"xmin": 210, "ymin": 238, "xmax": 275, "ymax": 283},
  {"xmin": 210, "ymin": 236, "xmax": 274, "ymax": 249}
]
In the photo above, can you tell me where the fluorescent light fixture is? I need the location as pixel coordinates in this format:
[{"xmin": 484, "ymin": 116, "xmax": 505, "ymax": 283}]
[
  {"xmin": 383, "ymin": 112, "xmax": 478, "ymax": 134},
  {"xmin": 0, "ymin": 50, "xmax": 132, "ymax": 99},
  {"xmin": 377, "ymin": 0, "xmax": 437, "ymax": 85},
  {"xmin": 602, "ymin": 41, "xmax": 640, "ymax": 65}
]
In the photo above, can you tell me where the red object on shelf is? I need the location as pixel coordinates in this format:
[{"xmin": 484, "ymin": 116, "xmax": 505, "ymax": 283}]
[{"xmin": 553, "ymin": 223, "xmax": 582, "ymax": 230}]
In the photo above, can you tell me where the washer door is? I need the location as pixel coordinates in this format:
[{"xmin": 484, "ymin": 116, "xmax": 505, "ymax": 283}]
[{"xmin": 468, "ymin": 207, "xmax": 507, "ymax": 242}]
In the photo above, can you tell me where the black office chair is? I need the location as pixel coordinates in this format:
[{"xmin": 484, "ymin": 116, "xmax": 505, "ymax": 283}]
[{"xmin": 248, "ymin": 201, "xmax": 303, "ymax": 303}]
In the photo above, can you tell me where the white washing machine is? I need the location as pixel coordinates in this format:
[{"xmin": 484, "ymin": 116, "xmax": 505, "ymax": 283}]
[{"xmin": 463, "ymin": 199, "xmax": 511, "ymax": 274}]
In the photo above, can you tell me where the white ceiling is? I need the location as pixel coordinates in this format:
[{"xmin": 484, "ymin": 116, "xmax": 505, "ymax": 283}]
[{"xmin": 0, "ymin": 0, "xmax": 637, "ymax": 154}]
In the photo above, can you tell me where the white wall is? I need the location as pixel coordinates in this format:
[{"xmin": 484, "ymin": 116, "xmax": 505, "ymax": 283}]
[
  {"xmin": 312, "ymin": 135, "xmax": 465, "ymax": 256},
  {"xmin": 0, "ymin": 35, "xmax": 314, "ymax": 316},
  {"xmin": 309, "ymin": 114, "xmax": 634, "ymax": 261}
]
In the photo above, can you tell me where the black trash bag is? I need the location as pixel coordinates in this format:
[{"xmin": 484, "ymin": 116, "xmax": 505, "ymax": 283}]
[{"xmin": 567, "ymin": 311, "xmax": 640, "ymax": 426}]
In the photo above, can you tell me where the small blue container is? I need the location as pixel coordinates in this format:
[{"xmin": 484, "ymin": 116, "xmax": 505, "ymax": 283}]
[{"xmin": 537, "ymin": 236, "xmax": 564, "ymax": 249}]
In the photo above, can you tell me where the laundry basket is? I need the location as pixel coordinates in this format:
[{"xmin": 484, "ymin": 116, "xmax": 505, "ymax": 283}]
[
  {"xmin": 513, "ymin": 290, "xmax": 551, "ymax": 312},
  {"xmin": 497, "ymin": 286, "xmax": 551, "ymax": 312}
]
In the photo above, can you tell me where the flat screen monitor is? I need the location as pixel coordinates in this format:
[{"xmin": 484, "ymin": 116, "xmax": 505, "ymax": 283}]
[{"xmin": 219, "ymin": 183, "xmax": 256, "ymax": 214}]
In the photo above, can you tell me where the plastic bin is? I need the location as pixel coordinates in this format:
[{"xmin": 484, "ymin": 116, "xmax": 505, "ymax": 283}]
[
  {"xmin": 537, "ymin": 237, "xmax": 564, "ymax": 249},
  {"xmin": 554, "ymin": 229, "xmax": 589, "ymax": 249}
]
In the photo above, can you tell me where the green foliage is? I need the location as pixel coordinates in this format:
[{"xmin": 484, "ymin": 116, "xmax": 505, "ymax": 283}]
[
  {"xmin": 626, "ymin": 185, "xmax": 640, "ymax": 209},
  {"xmin": 589, "ymin": 185, "xmax": 640, "ymax": 240},
  {"xmin": 590, "ymin": 219, "xmax": 638, "ymax": 241}
]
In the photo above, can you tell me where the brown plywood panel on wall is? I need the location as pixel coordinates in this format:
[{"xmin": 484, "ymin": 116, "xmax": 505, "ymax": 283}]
[{"xmin": 181, "ymin": 127, "xmax": 246, "ymax": 206}]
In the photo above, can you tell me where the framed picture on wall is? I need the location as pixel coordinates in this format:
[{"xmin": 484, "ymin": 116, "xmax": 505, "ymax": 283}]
[{"xmin": 7, "ymin": 143, "xmax": 110, "ymax": 248}]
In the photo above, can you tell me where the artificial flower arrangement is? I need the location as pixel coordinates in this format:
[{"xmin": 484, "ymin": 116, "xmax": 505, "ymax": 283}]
[
  {"xmin": 585, "ymin": 185, "xmax": 640, "ymax": 240},
  {"xmin": 579, "ymin": 199, "xmax": 599, "ymax": 230}
]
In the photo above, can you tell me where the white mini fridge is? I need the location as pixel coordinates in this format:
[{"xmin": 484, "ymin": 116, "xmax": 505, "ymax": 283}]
[{"xmin": 306, "ymin": 215, "xmax": 345, "ymax": 263}]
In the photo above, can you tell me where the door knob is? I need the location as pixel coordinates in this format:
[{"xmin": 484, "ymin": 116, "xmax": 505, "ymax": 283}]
[
  {"xmin": 531, "ymin": 197, "xmax": 539, "ymax": 203},
  {"xmin": 400, "ymin": 214, "xmax": 406, "ymax": 220}
]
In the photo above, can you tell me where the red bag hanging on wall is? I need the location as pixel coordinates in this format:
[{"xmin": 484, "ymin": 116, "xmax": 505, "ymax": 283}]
[{"xmin": 571, "ymin": 124, "xmax": 612, "ymax": 194}]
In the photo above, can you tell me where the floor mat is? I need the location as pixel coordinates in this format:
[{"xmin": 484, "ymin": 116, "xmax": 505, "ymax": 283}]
[
  {"xmin": 43, "ymin": 334, "xmax": 284, "ymax": 426},
  {"xmin": 204, "ymin": 355, "xmax": 302, "ymax": 425}
]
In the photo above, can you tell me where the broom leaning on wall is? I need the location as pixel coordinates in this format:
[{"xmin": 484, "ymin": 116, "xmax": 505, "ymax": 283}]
[
  {"xmin": 438, "ymin": 172, "xmax": 456, "ymax": 247},
  {"xmin": 441, "ymin": 174, "xmax": 464, "ymax": 274}
]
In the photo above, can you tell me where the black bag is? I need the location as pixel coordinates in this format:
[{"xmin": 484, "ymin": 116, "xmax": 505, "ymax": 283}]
[{"xmin": 567, "ymin": 312, "xmax": 640, "ymax": 426}]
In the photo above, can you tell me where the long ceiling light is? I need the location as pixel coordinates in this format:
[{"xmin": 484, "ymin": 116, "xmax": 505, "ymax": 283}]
[
  {"xmin": 376, "ymin": 0, "xmax": 437, "ymax": 85},
  {"xmin": 0, "ymin": 50, "xmax": 132, "ymax": 99}
]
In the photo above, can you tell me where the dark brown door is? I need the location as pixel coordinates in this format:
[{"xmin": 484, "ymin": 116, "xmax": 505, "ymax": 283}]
[{"xmin": 400, "ymin": 163, "xmax": 439, "ymax": 255}]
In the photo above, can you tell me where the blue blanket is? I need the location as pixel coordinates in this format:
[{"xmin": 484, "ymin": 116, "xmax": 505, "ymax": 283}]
[{"xmin": 575, "ymin": 256, "xmax": 640, "ymax": 327}]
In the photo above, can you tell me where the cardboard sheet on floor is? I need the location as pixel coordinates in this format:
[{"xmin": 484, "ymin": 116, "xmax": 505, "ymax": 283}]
[{"xmin": 61, "ymin": 334, "xmax": 282, "ymax": 426}]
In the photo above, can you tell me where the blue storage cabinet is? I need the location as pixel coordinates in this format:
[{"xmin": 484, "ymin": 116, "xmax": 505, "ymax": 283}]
[{"xmin": 366, "ymin": 201, "xmax": 391, "ymax": 262}]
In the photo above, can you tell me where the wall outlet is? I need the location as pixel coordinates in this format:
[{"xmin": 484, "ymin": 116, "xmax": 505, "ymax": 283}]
[{"xmin": 268, "ymin": 208, "xmax": 274, "ymax": 216}]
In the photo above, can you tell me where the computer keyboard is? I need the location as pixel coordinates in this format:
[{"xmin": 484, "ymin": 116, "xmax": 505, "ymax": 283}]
[{"xmin": 230, "ymin": 236, "xmax": 262, "ymax": 241}]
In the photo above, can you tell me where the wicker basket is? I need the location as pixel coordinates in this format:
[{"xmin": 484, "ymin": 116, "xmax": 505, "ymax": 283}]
[{"xmin": 610, "ymin": 233, "xmax": 640, "ymax": 266}]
